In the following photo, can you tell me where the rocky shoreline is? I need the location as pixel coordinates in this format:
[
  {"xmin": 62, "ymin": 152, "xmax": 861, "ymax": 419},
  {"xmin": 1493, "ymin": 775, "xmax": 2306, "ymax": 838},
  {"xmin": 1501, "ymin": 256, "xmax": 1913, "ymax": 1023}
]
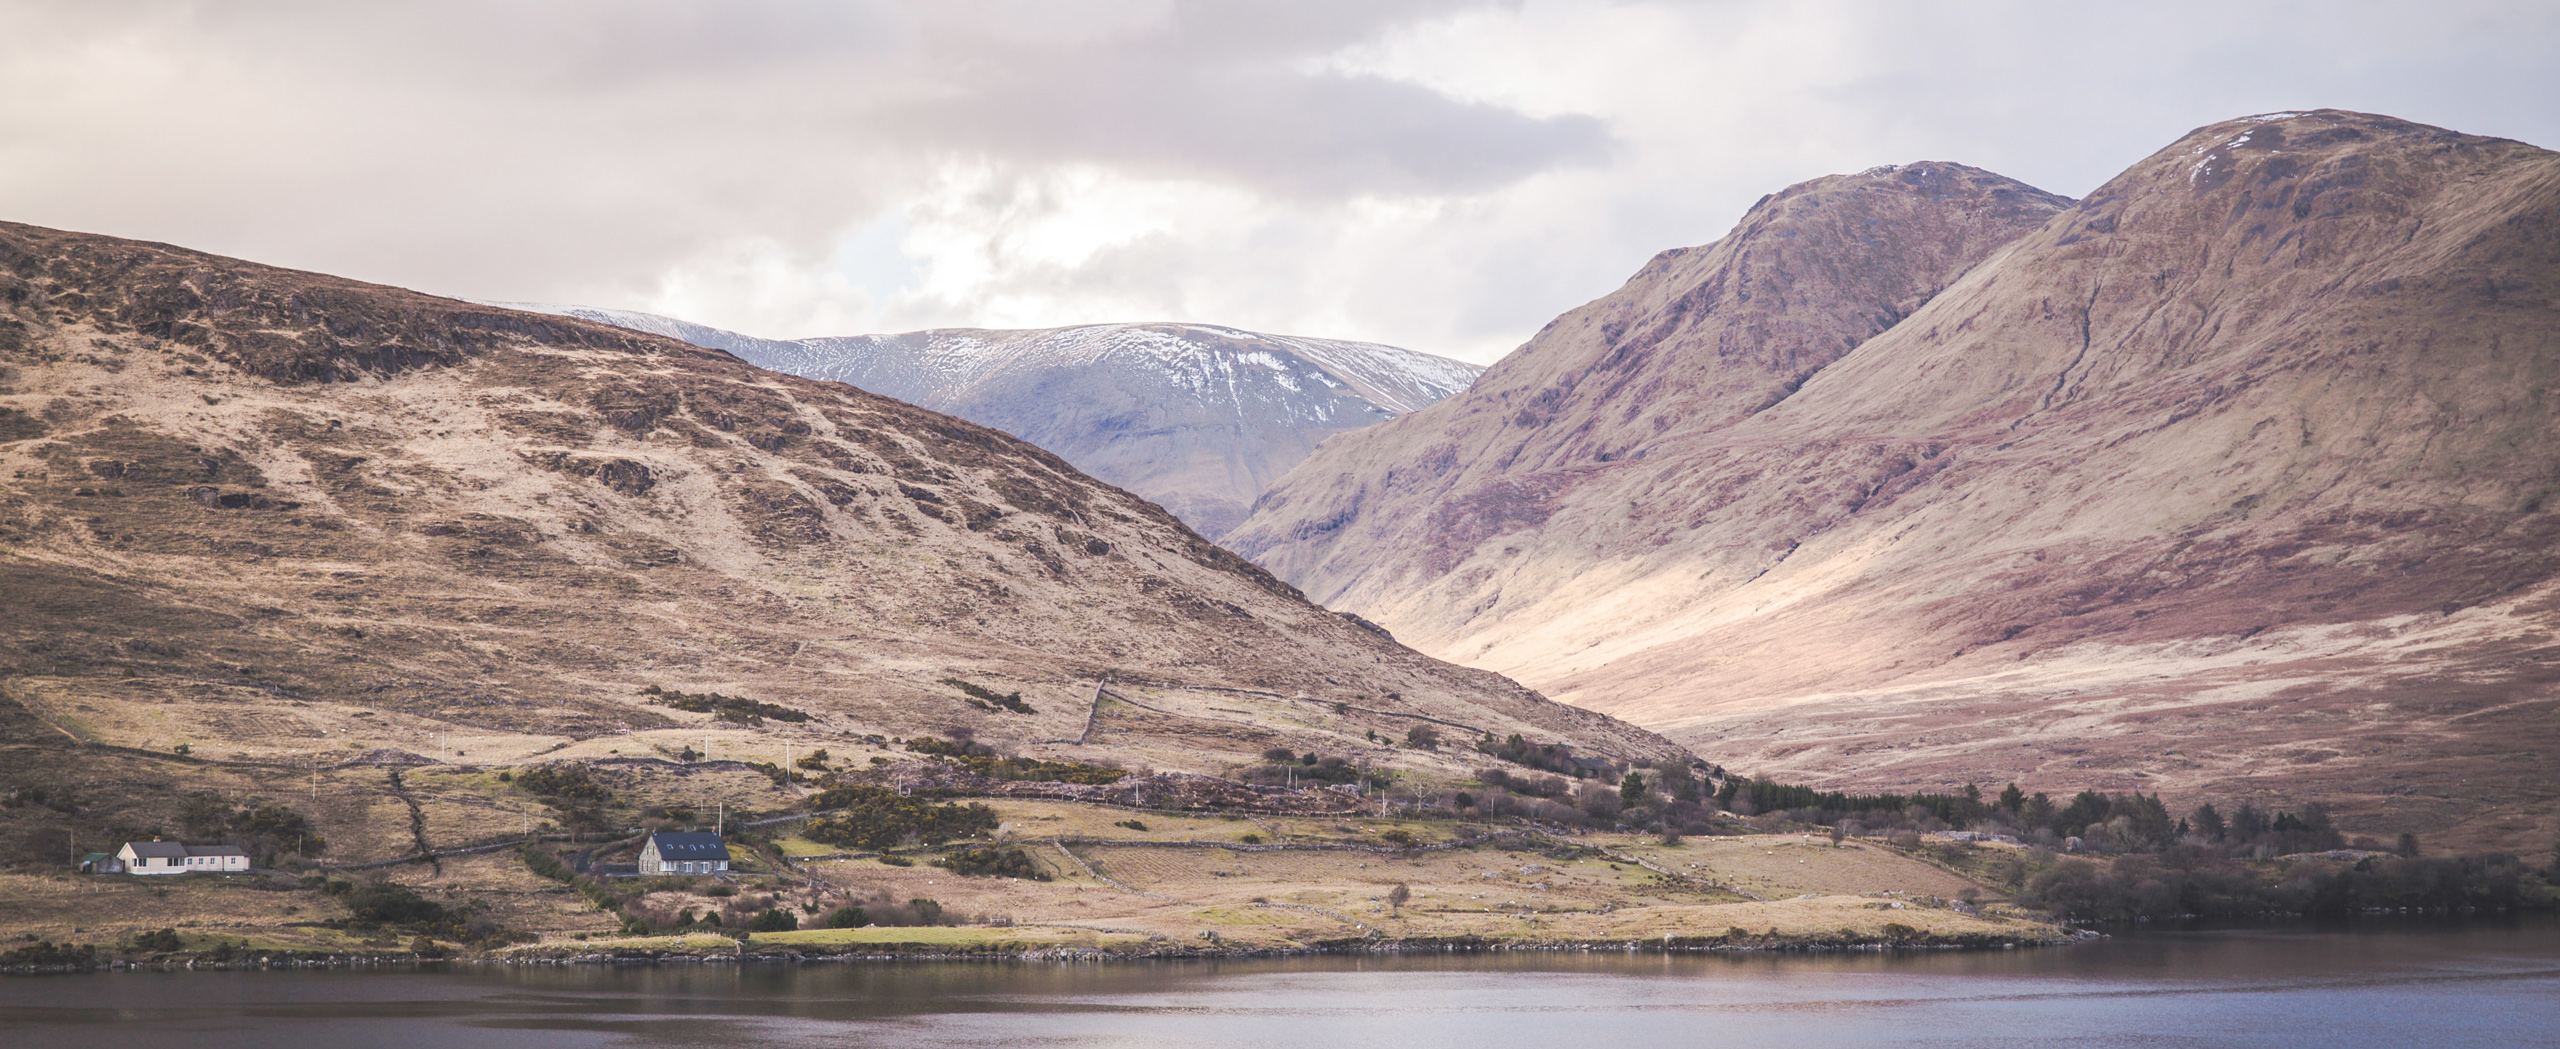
[{"xmin": 3, "ymin": 927, "xmax": 2090, "ymax": 975}]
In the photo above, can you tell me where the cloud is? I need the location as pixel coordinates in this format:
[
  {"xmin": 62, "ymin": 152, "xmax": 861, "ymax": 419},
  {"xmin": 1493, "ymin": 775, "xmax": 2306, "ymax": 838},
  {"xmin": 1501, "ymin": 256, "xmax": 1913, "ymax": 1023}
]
[{"xmin": 0, "ymin": 0, "xmax": 2552, "ymax": 361}]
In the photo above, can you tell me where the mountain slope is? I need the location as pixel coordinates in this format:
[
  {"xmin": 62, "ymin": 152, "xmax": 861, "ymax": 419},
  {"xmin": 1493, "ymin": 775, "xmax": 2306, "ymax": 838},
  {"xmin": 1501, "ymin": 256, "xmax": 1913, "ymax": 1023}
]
[
  {"xmin": 497, "ymin": 307, "xmax": 1482, "ymax": 540},
  {"xmin": 1232, "ymin": 112, "xmax": 2560, "ymax": 851},
  {"xmin": 0, "ymin": 220, "xmax": 1677, "ymax": 780},
  {"xmin": 1230, "ymin": 160, "xmax": 2072, "ymax": 625}
]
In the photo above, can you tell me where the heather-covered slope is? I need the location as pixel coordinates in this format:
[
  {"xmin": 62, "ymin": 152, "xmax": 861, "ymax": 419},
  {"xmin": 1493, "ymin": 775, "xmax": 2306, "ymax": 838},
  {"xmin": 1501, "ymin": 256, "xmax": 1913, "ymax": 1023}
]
[
  {"xmin": 0, "ymin": 221, "xmax": 1677, "ymax": 779},
  {"xmin": 495, "ymin": 306, "xmax": 1482, "ymax": 540},
  {"xmin": 1235, "ymin": 112, "xmax": 2560, "ymax": 851}
]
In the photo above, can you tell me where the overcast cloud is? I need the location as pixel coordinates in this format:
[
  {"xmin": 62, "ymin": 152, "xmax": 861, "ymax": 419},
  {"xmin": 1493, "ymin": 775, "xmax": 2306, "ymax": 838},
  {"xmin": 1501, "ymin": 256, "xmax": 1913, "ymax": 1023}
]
[{"xmin": 2, "ymin": 0, "xmax": 2554, "ymax": 361}]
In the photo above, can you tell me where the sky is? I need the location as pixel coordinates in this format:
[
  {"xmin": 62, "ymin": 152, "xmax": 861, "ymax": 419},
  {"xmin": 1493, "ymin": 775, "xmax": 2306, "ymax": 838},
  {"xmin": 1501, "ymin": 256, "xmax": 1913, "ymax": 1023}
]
[{"xmin": 2, "ymin": 1, "xmax": 2554, "ymax": 363}]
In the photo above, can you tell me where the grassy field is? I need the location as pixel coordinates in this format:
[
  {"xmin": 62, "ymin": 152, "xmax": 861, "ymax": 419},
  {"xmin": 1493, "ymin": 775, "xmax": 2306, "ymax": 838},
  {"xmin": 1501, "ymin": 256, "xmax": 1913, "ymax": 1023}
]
[{"xmin": 0, "ymin": 731, "xmax": 2069, "ymax": 961}]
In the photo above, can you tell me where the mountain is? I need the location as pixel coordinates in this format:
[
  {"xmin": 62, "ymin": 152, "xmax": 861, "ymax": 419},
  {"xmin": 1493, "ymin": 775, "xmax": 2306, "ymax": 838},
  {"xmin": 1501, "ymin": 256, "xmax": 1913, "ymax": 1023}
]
[
  {"xmin": 1230, "ymin": 112, "xmax": 2560, "ymax": 851},
  {"xmin": 0, "ymin": 220, "xmax": 1679, "ymax": 783},
  {"xmin": 488, "ymin": 306, "xmax": 1483, "ymax": 540}
]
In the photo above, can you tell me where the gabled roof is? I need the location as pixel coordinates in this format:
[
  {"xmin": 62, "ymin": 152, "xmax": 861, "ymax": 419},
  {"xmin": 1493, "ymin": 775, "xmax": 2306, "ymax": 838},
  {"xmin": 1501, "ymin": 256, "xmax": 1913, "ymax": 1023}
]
[
  {"xmin": 646, "ymin": 832, "xmax": 730, "ymax": 860},
  {"xmin": 120, "ymin": 841, "xmax": 249, "ymax": 859}
]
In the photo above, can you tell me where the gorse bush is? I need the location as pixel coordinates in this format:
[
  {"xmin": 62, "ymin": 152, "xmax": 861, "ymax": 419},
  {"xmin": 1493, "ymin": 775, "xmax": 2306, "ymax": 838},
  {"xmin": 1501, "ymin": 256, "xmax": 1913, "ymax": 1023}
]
[
  {"xmin": 1476, "ymin": 733, "xmax": 1606, "ymax": 778},
  {"xmin": 903, "ymin": 735, "xmax": 1127, "ymax": 784},
  {"xmin": 128, "ymin": 928, "xmax": 185, "ymax": 953},
  {"xmin": 346, "ymin": 883, "xmax": 450, "ymax": 928},
  {"xmin": 942, "ymin": 678, "xmax": 1035, "ymax": 714},
  {"xmin": 513, "ymin": 764, "xmax": 609, "ymax": 802},
  {"xmin": 640, "ymin": 685, "xmax": 810, "ymax": 725},
  {"xmin": 802, "ymin": 785, "xmax": 999, "ymax": 850},
  {"xmin": 934, "ymin": 846, "xmax": 1049, "ymax": 880}
]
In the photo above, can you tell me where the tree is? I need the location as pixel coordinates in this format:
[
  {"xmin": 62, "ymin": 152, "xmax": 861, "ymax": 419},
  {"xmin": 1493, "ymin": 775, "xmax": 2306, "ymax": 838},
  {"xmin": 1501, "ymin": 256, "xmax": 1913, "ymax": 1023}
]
[
  {"xmin": 2397, "ymin": 832, "xmax": 2420, "ymax": 858},
  {"xmin": 1998, "ymin": 783, "xmax": 2026, "ymax": 814},
  {"xmin": 2228, "ymin": 802, "xmax": 2267, "ymax": 842},
  {"xmin": 1619, "ymin": 771, "xmax": 1650, "ymax": 811},
  {"xmin": 2020, "ymin": 792, "xmax": 2055, "ymax": 830},
  {"xmin": 2189, "ymin": 803, "xmax": 2226, "ymax": 842},
  {"xmin": 1653, "ymin": 761, "xmax": 1701, "ymax": 804},
  {"xmin": 1386, "ymin": 883, "xmax": 1410, "ymax": 913}
]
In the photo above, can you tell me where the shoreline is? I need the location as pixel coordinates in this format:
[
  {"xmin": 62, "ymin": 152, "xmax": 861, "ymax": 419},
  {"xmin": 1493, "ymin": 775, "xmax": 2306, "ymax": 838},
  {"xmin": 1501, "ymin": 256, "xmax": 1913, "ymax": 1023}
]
[{"xmin": 3, "ymin": 929, "xmax": 2091, "ymax": 975}]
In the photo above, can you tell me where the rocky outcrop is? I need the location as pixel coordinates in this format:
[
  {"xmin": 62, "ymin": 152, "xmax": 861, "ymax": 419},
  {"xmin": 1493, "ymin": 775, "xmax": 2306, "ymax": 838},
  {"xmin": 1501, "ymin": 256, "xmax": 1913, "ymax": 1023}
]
[{"xmin": 1233, "ymin": 112, "xmax": 2560, "ymax": 850}]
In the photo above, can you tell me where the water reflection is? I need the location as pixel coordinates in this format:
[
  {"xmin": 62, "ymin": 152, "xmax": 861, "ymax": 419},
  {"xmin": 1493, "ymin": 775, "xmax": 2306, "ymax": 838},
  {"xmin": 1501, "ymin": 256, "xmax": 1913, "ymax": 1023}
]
[{"xmin": 3, "ymin": 917, "xmax": 2553, "ymax": 1048}]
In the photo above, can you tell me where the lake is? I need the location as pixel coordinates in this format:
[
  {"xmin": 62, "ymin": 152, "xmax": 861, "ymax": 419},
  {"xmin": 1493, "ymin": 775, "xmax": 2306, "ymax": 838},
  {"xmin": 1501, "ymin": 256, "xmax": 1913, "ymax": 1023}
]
[{"xmin": 3, "ymin": 917, "xmax": 2554, "ymax": 1048}]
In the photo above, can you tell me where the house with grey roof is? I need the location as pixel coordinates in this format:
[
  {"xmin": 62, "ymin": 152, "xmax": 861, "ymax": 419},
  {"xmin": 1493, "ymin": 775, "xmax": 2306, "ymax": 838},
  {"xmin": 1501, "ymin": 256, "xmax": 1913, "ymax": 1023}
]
[
  {"xmin": 111, "ymin": 839, "xmax": 249, "ymax": 875},
  {"xmin": 637, "ymin": 832, "xmax": 731, "ymax": 875}
]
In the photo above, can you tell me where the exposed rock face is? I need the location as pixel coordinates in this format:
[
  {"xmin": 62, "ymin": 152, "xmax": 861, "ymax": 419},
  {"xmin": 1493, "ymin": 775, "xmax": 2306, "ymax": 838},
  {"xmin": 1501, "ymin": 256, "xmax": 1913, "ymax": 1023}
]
[
  {"xmin": 0, "ymin": 221, "xmax": 1677, "ymax": 774},
  {"xmin": 498, "ymin": 306, "xmax": 1481, "ymax": 540},
  {"xmin": 1233, "ymin": 112, "xmax": 2560, "ymax": 850}
]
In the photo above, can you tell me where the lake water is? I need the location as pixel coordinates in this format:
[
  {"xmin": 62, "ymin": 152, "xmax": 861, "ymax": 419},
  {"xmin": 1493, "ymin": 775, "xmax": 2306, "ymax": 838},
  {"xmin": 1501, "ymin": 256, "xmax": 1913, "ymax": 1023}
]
[{"xmin": 3, "ymin": 918, "xmax": 2554, "ymax": 1048}]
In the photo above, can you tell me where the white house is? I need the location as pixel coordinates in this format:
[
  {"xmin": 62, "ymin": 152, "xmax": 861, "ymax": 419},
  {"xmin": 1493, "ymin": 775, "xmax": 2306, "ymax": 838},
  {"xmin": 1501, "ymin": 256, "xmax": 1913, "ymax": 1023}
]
[
  {"xmin": 637, "ymin": 832, "xmax": 730, "ymax": 875},
  {"xmin": 113, "ymin": 840, "xmax": 250, "ymax": 875}
]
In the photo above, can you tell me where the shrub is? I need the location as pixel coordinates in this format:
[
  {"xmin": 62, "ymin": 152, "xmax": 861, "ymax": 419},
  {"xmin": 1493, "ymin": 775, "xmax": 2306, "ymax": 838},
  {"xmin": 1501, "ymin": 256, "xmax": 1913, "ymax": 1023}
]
[
  {"xmin": 935, "ymin": 846, "xmax": 1050, "ymax": 880},
  {"xmin": 705, "ymin": 884, "xmax": 736, "ymax": 898},
  {"xmin": 903, "ymin": 736, "xmax": 1125, "ymax": 784},
  {"xmin": 2, "ymin": 941, "xmax": 98, "ymax": 970},
  {"xmin": 410, "ymin": 935, "xmax": 452, "ymax": 959},
  {"xmin": 1239, "ymin": 833, "xmax": 1263, "ymax": 844},
  {"xmin": 749, "ymin": 908, "xmax": 799, "ymax": 932},
  {"xmin": 1115, "ymin": 819, "xmax": 1149, "ymax": 832},
  {"xmin": 129, "ymin": 928, "xmax": 185, "ymax": 953},
  {"xmin": 519, "ymin": 846, "xmax": 570, "ymax": 882},
  {"xmin": 820, "ymin": 906, "xmax": 869, "ymax": 929},
  {"xmin": 1474, "ymin": 733, "xmax": 1602, "ymax": 778},
  {"xmin": 803, "ymin": 785, "xmax": 999, "ymax": 850},
  {"xmin": 877, "ymin": 855, "xmax": 915, "ymax": 867},
  {"xmin": 942, "ymin": 678, "xmax": 1035, "ymax": 714},
  {"xmin": 513, "ymin": 763, "xmax": 610, "ymax": 802},
  {"xmin": 346, "ymin": 883, "xmax": 449, "ymax": 928},
  {"xmin": 640, "ymin": 685, "xmax": 810, "ymax": 725}
]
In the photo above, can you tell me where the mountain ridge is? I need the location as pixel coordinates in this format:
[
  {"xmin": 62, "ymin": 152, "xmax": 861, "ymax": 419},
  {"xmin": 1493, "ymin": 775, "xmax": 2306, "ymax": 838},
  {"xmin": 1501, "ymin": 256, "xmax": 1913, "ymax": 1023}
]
[
  {"xmin": 1232, "ymin": 110, "xmax": 2560, "ymax": 852},
  {"xmin": 488, "ymin": 305, "xmax": 1482, "ymax": 539},
  {"xmin": 0, "ymin": 219, "xmax": 1679, "ymax": 788}
]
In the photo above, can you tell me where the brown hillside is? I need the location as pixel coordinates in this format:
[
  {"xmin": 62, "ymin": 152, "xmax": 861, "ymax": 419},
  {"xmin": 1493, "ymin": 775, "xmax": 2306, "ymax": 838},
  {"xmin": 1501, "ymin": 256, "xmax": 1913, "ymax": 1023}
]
[
  {"xmin": 1233, "ymin": 161, "xmax": 2070, "ymax": 592},
  {"xmin": 1232, "ymin": 112, "xmax": 2560, "ymax": 852},
  {"xmin": 0, "ymin": 220, "xmax": 1680, "ymax": 784}
]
